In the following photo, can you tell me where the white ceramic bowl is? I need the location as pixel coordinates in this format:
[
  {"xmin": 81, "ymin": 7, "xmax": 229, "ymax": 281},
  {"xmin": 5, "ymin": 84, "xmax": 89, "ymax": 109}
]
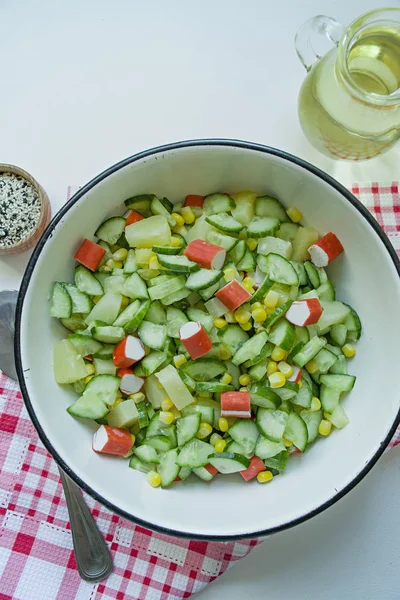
[{"xmin": 15, "ymin": 140, "xmax": 400, "ymax": 540}]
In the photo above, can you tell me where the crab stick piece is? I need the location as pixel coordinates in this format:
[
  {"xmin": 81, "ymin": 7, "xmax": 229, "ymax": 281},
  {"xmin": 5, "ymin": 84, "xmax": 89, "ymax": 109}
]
[
  {"xmin": 117, "ymin": 368, "xmax": 145, "ymax": 395},
  {"xmin": 204, "ymin": 464, "xmax": 219, "ymax": 477},
  {"xmin": 287, "ymin": 365, "xmax": 302, "ymax": 384},
  {"xmin": 92, "ymin": 425, "xmax": 133, "ymax": 456},
  {"xmin": 184, "ymin": 194, "xmax": 204, "ymax": 208},
  {"xmin": 240, "ymin": 456, "xmax": 266, "ymax": 481},
  {"xmin": 184, "ymin": 239, "xmax": 226, "ymax": 270},
  {"xmin": 286, "ymin": 298, "xmax": 323, "ymax": 327},
  {"xmin": 179, "ymin": 321, "xmax": 213, "ymax": 360},
  {"xmin": 221, "ymin": 391, "xmax": 251, "ymax": 418},
  {"xmin": 308, "ymin": 232, "xmax": 344, "ymax": 267},
  {"xmin": 215, "ymin": 279, "xmax": 252, "ymax": 312},
  {"xmin": 74, "ymin": 239, "xmax": 106, "ymax": 272},
  {"xmin": 125, "ymin": 209, "xmax": 144, "ymax": 226},
  {"xmin": 113, "ymin": 335, "xmax": 145, "ymax": 368}
]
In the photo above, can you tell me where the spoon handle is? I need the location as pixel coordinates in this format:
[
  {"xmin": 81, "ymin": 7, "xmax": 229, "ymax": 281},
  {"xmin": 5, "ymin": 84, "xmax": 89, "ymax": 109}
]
[{"xmin": 58, "ymin": 467, "xmax": 113, "ymax": 582}]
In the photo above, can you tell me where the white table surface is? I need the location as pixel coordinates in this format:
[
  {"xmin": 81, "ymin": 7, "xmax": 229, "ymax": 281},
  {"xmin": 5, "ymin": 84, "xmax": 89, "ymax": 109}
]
[{"xmin": 1, "ymin": 1, "xmax": 399, "ymax": 598}]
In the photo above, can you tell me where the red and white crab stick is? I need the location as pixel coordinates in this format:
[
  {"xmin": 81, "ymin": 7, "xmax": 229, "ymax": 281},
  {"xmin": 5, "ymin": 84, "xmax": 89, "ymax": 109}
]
[
  {"xmin": 240, "ymin": 456, "xmax": 266, "ymax": 481},
  {"xmin": 308, "ymin": 232, "xmax": 344, "ymax": 267},
  {"xmin": 184, "ymin": 239, "xmax": 226, "ymax": 270},
  {"xmin": 113, "ymin": 335, "xmax": 145, "ymax": 368},
  {"xmin": 287, "ymin": 365, "xmax": 302, "ymax": 384},
  {"xmin": 117, "ymin": 368, "xmax": 144, "ymax": 395},
  {"xmin": 215, "ymin": 279, "xmax": 252, "ymax": 311},
  {"xmin": 286, "ymin": 298, "xmax": 323, "ymax": 327},
  {"xmin": 221, "ymin": 391, "xmax": 251, "ymax": 418},
  {"xmin": 179, "ymin": 321, "xmax": 213, "ymax": 360},
  {"xmin": 93, "ymin": 425, "xmax": 133, "ymax": 456},
  {"xmin": 184, "ymin": 194, "xmax": 204, "ymax": 208}
]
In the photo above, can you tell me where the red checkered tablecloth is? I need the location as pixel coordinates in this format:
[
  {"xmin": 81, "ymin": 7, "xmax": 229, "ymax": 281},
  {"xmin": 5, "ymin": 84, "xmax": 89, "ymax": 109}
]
[{"xmin": 0, "ymin": 183, "xmax": 399, "ymax": 600}]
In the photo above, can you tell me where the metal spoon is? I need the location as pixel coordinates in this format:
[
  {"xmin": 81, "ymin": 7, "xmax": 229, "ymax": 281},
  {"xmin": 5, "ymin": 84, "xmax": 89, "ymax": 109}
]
[{"xmin": 0, "ymin": 290, "xmax": 113, "ymax": 582}]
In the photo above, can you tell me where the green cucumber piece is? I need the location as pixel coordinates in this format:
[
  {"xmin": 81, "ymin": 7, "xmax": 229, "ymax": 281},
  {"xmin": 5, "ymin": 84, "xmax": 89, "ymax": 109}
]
[
  {"xmin": 103, "ymin": 275, "xmax": 127, "ymax": 295},
  {"xmin": 247, "ymin": 216, "xmax": 280, "ymax": 238},
  {"xmin": 92, "ymin": 326, "xmax": 125, "ymax": 343},
  {"xmin": 124, "ymin": 194, "xmax": 155, "ymax": 215},
  {"xmin": 186, "ymin": 269, "xmax": 223, "ymax": 291},
  {"xmin": 194, "ymin": 381, "xmax": 234, "ymax": 392},
  {"xmin": 255, "ymin": 195, "xmax": 289, "ymax": 221},
  {"xmin": 293, "ymin": 337, "xmax": 327, "ymax": 367},
  {"xmin": 284, "ymin": 412, "xmax": 308, "ymax": 452},
  {"xmin": 320, "ymin": 385, "xmax": 341, "ymax": 413},
  {"xmin": 304, "ymin": 261, "xmax": 320, "ymax": 289},
  {"xmin": 237, "ymin": 249, "xmax": 256, "ymax": 271},
  {"xmin": 326, "ymin": 405, "xmax": 349, "ymax": 429},
  {"xmin": 232, "ymin": 331, "xmax": 268, "ymax": 366},
  {"xmin": 157, "ymin": 254, "xmax": 200, "ymax": 274},
  {"xmin": 255, "ymin": 436, "xmax": 286, "ymax": 459},
  {"xmin": 85, "ymin": 293, "xmax": 122, "ymax": 326},
  {"xmin": 344, "ymin": 305, "xmax": 362, "ymax": 342},
  {"xmin": 217, "ymin": 325, "xmax": 249, "ymax": 356},
  {"xmin": 277, "ymin": 222, "xmax": 299, "ymax": 242},
  {"xmin": 134, "ymin": 444, "xmax": 159, "ymax": 464},
  {"xmin": 124, "ymin": 249, "xmax": 138, "ymax": 274},
  {"xmin": 319, "ymin": 374, "xmax": 356, "ymax": 392},
  {"xmin": 258, "ymin": 236, "xmax": 292, "ymax": 259},
  {"xmin": 67, "ymin": 335, "xmax": 102, "ymax": 358},
  {"xmin": 181, "ymin": 359, "xmax": 226, "ymax": 381},
  {"xmin": 129, "ymin": 456, "xmax": 156, "ymax": 474},
  {"xmin": 93, "ymin": 358, "xmax": 117, "ymax": 375},
  {"xmin": 60, "ymin": 314, "xmax": 87, "ymax": 332},
  {"xmin": 206, "ymin": 229, "xmax": 239, "ymax": 252},
  {"xmin": 206, "ymin": 212, "xmax": 243, "ymax": 233},
  {"xmin": 187, "ymin": 308, "xmax": 213, "ymax": 332},
  {"xmin": 203, "ymin": 193, "xmax": 235, "ymax": 215},
  {"xmin": 75, "ymin": 266, "xmax": 104, "ymax": 296},
  {"xmin": 257, "ymin": 408, "xmax": 288, "ymax": 442},
  {"xmin": 313, "ymin": 348, "xmax": 337, "ymax": 373},
  {"xmin": 95, "ymin": 216, "xmax": 126, "ymax": 245},
  {"xmin": 64, "ymin": 284, "xmax": 93, "ymax": 315},
  {"xmin": 138, "ymin": 321, "xmax": 167, "ymax": 350},
  {"xmin": 176, "ymin": 413, "xmax": 201, "ymax": 447},
  {"xmin": 148, "ymin": 275, "xmax": 186, "ymax": 300},
  {"xmin": 84, "ymin": 374, "xmax": 120, "ymax": 406},
  {"xmin": 160, "ymin": 287, "xmax": 191, "ymax": 306},
  {"xmin": 141, "ymin": 301, "xmax": 166, "ymax": 325},
  {"xmin": 263, "ymin": 253, "xmax": 299, "ymax": 286},
  {"xmin": 330, "ymin": 323, "xmax": 347, "ymax": 347},
  {"xmin": 166, "ymin": 307, "xmax": 188, "ymax": 338},
  {"xmin": 50, "ymin": 283, "xmax": 72, "ymax": 318},
  {"xmin": 208, "ymin": 452, "xmax": 250, "ymax": 474},
  {"xmin": 292, "ymin": 380, "xmax": 312, "ymax": 408},
  {"xmin": 250, "ymin": 275, "xmax": 274, "ymax": 303},
  {"xmin": 176, "ymin": 439, "xmax": 214, "ymax": 468},
  {"xmin": 228, "ymin": 239, "xmax": 247, "ymax": 264},
  {"xmin": 150, "ymin": 197, "xmax": 176, "ymax": 227},
  {"xmin": 228, "ymin": 420, "xmax": 259, "ymax": 455},
  {"xmin": 316, "ymin": 301, "xmax": 350, "ymax": 334},
  {"xmin": 67, "ymin": 395, "xmax": 109, "ymax": 420},
  {"xmin": 264, "ymin": 450, "xmax": 290, "ymax": 473},
  {"xmin": 250, "ymin": 383, "xmax": 281, "ymax": 409},
  {"xmin": 158, "ymin": 449, "xmax": 180, "ymax": 487},
  {"xmin": 300, "ymin": 409, "xmax": 323, "ymax": 443},
  {"xmin": 268, "ymin": 320, "xmax": 295, "ymax": 351},
  {"xmin": 122, "ymin": 273, "xmax": 149, "ymax": 300}
]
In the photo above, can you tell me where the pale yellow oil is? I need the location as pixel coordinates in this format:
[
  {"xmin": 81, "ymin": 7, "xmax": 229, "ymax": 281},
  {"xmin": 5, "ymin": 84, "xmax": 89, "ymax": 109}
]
[{"xmin": 298, "ymin": 26, "xmax": 400, "ymax": 160}]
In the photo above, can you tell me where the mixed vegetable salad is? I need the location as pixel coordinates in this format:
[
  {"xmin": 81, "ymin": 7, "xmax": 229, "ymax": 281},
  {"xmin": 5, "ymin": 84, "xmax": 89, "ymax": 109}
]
[{"xmin": 50, "ymin": 191, "xmax": 361, "ymax": 488}]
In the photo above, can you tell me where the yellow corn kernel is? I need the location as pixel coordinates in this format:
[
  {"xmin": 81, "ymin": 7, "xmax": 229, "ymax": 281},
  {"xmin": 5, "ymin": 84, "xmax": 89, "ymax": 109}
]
[
  {"xmin": 252, "ymin": 307, "xmax": 267, "ymax": 322},
  {"xmin": 157, "ymin": 381, "xmax": 164, "ymax": 389},
  {"xmin": 112, "ymin": 248, "xmax": 128, "ymax": 262},
  {"xmin": 219, "ymin": 346, "xmax": 232, "ymax": 361},
  {"xmin": 239, "ymin": 386, "xmax": 248, "ymax": 392},
  {"xmin": 85, "ymin": 363, "xmax": 95, "ymax": 376},
  {"xmin": 174, "ymin": 202, "xmax": 183, "ymax": 212},
  {"xmin": 149, "ymin": 256, "xmax": 161, "ymax": 270},
  {"xmin": 283, "ymin": 437, "xmax": 293, "ymax": 447},
  {"xmin": 242, "ymin": 281, "xmax": 254, "ymax": 293},
  {"xmin": 159, "ymin": 411, "xmax": 175, "ymax": 425},
  {"xmin": 218, "ymin": 417, "xmax": 229, "ymax": 432},
  {"xmin": 181, "ymin": 206, "xmax": 195, "ymax": 224},
  {"xmin": 240, "ymin": 321, "xmax": 252, "ymax": 331},
  {"xmin": 223, "ymin": 267, "xmax": 237, "ymax": 282},
  {"xmin": 112, "ymin": 396, "xmax": 123, "ymax": 408},
  {"xmin": 84, "ymin": 375, "xmax": 94, "ymax": 384},
  {"xmin": 221, "ymin": 373, "xmax": 233, "ymax": 385},
  {"xmin": 224, "ymin": 311, "xmax": 236, "ymax": 323},
  {"xmin": 267, "ymin": 361, "xmax": 278, "ymax": 376},
  {"xmin": 311, "ymin": 397, "xmax": 321, "ymax": 411},
  {"xmin": 268, "ymin": 372, "xmax": 286, "ymax": 388},
  {"xmin": 215, "ymin": 439, "xmax": 227, "ymax": 453},
  {"xmin": 197, "ymin": 422, "xmax": 213, "ymax": 439},
  {"xmin": 251, "ymin": 301, "xmax": 262, "ymax": 310},
  {"xmin": 278, "ymin": 361, "xmax": 293, "ymax": 378},
  {"xmin": 271, "ymin": 346, "xmax": 286, "ymax": 362},
  {"xmin": 257, "ymin": 470, "xmax": 273, "ymax": 483},
  {"xmin": 173, "ymin": 354, "xmax": 187, "ymax": 369},
  {"xmin": 246, "ymin": 238, "xmax": 258, "ymax": 251},
  {"xmin": 161, "ymin": 398, "xmax": 174, "ymax": 411},
  {"xmin": 306, "ymin": 359, "xmax": 318, "ymax": 374},
  {"xmin": 239, "ymin": 374, "xmax": 251, "ymax": 386},
  {"xmin": 170, "ymin": 236, "xmax": 181, "ymax": 247},
  {"xmin": 106, "ymin": 259, "xmax": 123, "ymax": 269},
  {"xmin": 147, "ymin": 471, "xmax": 161, "ymax": 488},
  {"xmin": 210, "ymin": 433, "xmax": 222, "ymax": 446},
  {"xmin": 214, "ymin": 317, "xmax": 228, "ymax": 329},
  {"xmin": 298, "ymin": 380, "xmax": 303, "ymax": 388},
  {"xmin": 235, "ymin": 307, "xmax": 251, "ymax": 323},
  {"xmin": 92, "ymin": 295, "xmax": 103, "ymax": 304},
  {"xmin": 128, "ymin": 392, "xmax": 145, "ymax": 403},
  {"xmin": 171, "ymin": 406, "xmax": 181, "ymax": 420},
  {"xmin": 286, "ymin": 207, "xmax": 303, "ymax": 223},
  {"xmin": 342, "ymin": 343, "xmax": 356, "ymax": 358},
  {"xmin": 319, "ymin": 419, "xmax": 332, "ymax": 436},
  {"xmin": 172, "ymin": 213, "xmax": 184, "ymax": 228},
  {"xmin": 264, "ymin": 289, "xmax": 280, "ymax": 309},
  {"xmin": 121, "ymin": 295, "xmax": 130, "ymax": 307},
  {"xmin": 99, "ymin": 265, "xmax": 112, "ymax": 273},
  {"xmin": 130, "ymin": 433, "xmax": 136, "ymax": 446},
  {"xmin": 110, "ymin": 243, "xmax": 121, "ymax": 253},
  {"xmin": 197, "ymin": 390, "xmax": 211, "ymax": 398},
  {"xmin": 242, "ymin": 276, "xmax": 255, "ymax": 289}
]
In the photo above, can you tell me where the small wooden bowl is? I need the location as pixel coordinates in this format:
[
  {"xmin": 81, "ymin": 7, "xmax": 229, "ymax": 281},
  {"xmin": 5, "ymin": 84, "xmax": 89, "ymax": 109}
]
[{"xmin": 0, "ymin": 164, "xmax": 51, "ymax": 255}]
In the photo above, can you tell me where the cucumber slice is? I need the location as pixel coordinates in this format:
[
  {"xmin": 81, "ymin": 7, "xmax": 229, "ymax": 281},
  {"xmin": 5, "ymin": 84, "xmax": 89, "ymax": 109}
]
[
  {"xmin": 274, "ymin": 381, "xmax": 299, "ymax": 401},
  {"xmin": 161, "ymin": 287, "xmax": 191, "ymax": 306},
  {"xmin": 277, "ymin": 222, "xmax": 299, "ymax": 242},
  {"xmin": 295, "ymin": 325, "xmax": 310, "ymax": 344},
  {"xmin": 75, "ymin": 266, "xmax": 104, "ymax": 296},
  {"xmin": 129, "ymin": 456, "xmax": 156, "ymax": 474},
  {"xmin": 225, "ymin": 440, "xmax": 251, "ymax": 458},
  {"xmin": 103, "ymin": 275, "xmax": 127, "ymax": 295},
  {"xmin": 176, "ymin": 439, "xmax": 214, "ymax": 468},
  {"xmin": 304, "ymin": 261, "xmax": 320, "ymax": 289},
  {"xmin": 293, "ymin": 337, "xmax": 327, "ymax": 367},
  {"xmin": 134, "ymin": 444, "xmax": 159, "ymax": 464},
  {"xmin": 329, "ymin": 354, "xmax": 347, "ymax": 375},
  {"xmin": 140, "ymin": 351, "xmax": 166, "ymax": 376},
  {"xmin": 136, "ymin": 401, "xmax": 149, "ymax": 429},
  {"xmin": 165, "ymin": 306, "xmax": 188, "ymax": 338},
  {"xmin": 247, "ymin": 216, "xmax": 280, "ymax": 238},
  {"xmin": 152, "ymin": 245, "xmax": 181, "ymax": 255},
  {"xmin": 92, "ymin": 344, "xmax": 114, "ymax": 359},
  {"xmin": 186, "ymin": 308, "xmax": 213, "ymax": 332},
  {"xmin": 203, "ymin": 193, "xmax": 235, "ymax": 215},
  {"xmin": 292, "ymin": 380, "xmax": 312, "ymax": 408},
  {"xmin": 95, "ymin": 217, "xmax": 126, "ymax": 245},
  {"xmin": 157, "ymin": 254, "xmax": 200, "ymax": 274},
  {"xmin": 268, "ymin": 320, "xmax": 295, "ymax": 351},
  {"xmin": 330, "ymin": 323, "xmax": 347, "ymax": 347},
  {"xmin": 84, "ymin": 374, "xmax": 120, "ymax": 406},
  {"xmin": 92, "ymin": 325, "xmax": 125, "ymax": 343},
  {"xmin": 50, "ymin": 283, "xmax": 72, "ymax": 318},
  {"xmin": 205, "ymin": 213, "xmax": 243, "ymax": 233},
  {"xmin": 150, "ymin": 197, "xmax": 176, "ymax": 227},
  {"xmin": 249, "ymin": 275, "xmax": 273, "ymax": 304},
  {"xmin": 67, "ymin": 394, "xmax": 109, "ymax": 420},
  {"xmin": 300, "ymin": 409, "xmax": 323, "ymax": 443},
  {"xmin": 146, "ymin": 413, "xmax": 177, "ymax": 447},
  {"xmin": 319, "ymin": 373, "xmax": 356, "ymax": 392},
  {"xmin": 326, "ymin": 405, "xmax": 349, "ymax": 429},
  {"xmin": 228, "ymin": 420, "xmax": 259, "ymax": 455},
  {"xmin": 208, "ymin": 452, "xmax": 250, "ymax": 474},
  {"xmin": 258, "ymin": 236, "xmax": 292, "ymax": 259},
  {"xmin": 176, "ymin": 413, "xmax": 201, "ymax": 447},
  {"xmin": 144, "ymin": 375, "xmax": 169, "ymax": 409},
  {"xmin": 146, "ymin": 435, "xmax": 173, "ymax": 453},
  {"xmin": 320, "ymin": 384, "xmax": 341, "ymax": 413},
  {"xmin": 64, "ymin": 283, "xmax": 93, "ymax": 314},
  {"xmin": 68, "ymin": 334, "xmax": 102, "ymax": 357},
  {"xmin": 248, "ymin": 363, "xmax": 267, "ymax": 382},
  {"xmin": 198, "ymin": 281, "xmax": 220, "ymax": 301},
  {"xmin": 230, "ymin": 190, "xmax": 256, "ymax": 226},
  {"xmin": 291, "ymin": 262, "xmax": 307, "ymax": 286},
  {"xmin": 181, "ymin": 359, "xmax": 226, "ymax": 381},
  {"xmin": 206, "ymin": 229, "xmax": 239, "ymax": 252},
  {"xmin": 250, "ymin": 383, "xmax": 281, "ymax": 409},
  {"xmin": 228, "ymin": 239, "xmax": 247, "ymax": 264},
  {"xmin": 148, "ymin": 275, "xmax": 186, "ymax": 300},
  {"xmin": 313, "ymin": 348, "xmax": 337, "ymax": 373},
  {"xmin": 124, "ymin": 194, "xmax": 155, "ymax": 214},
  {"xmin": 217, "ymin": 325, "xmax": 249, "ymax": 356},
  {"xmin": 317, "ymin": 301, "xmax": 351, "ymax": 334},
  {"xmin": 194, "ymin": 381, "xmax": 234, "ymax": 392},
  {"xmin": 186, "ymin": 269, "xmax": 223, "ymax": 291},
  {"xmin": 93, "ymin": 358, "xmax": 117, "ymax": 375},
  {"xmin": 284, "ymin": 412, "xmax": 308, "ymax": 452},
  {"xmin": 85, "ymin": 293, "xmax": 122, "ymax": 326},
  {"xmin": 232, "ymin": 331, "xmax": 268, "ymax": 366},
  {"xmin": 237, "ymin": 249, "xmax": 256, "ymax": 272},
  {"xmin": 254, "ymin": 436, "xmax": 286, "ymax": 459},
  {"xmin": 158, "ymin": 449, "xmax": 180, "ymax": 487},
  {"xmin": 257, "ymin": 409, "xmax": 288, "ymax": 442},
  {"xmin": 264, "ymin": 450, "xmax": 290, "ymax": 473},
  {"xmin": 244, "ymin": 342, "xmax": 273, "ymax": 367},
  {"xmin": 122, "ymin": 273, "xmax": 149, "ymax": 300},
  {"xmin": 263, "ymin": 253, "xmax": 299, "ymax": 286},
  {"xmin": 255, "ymin": 195, "xmax": 289, "ymax": 221},
  {"xmin": 178, "ymin": 466, "xmax": 192, "ymax": 481},
  {"xmin": 192, "ymin": 466, "xmax": 215, "ymax": 481},
  {"xmin": 225, "ymin": 361, "xmax": 240, "ymax": 389},
  {"xmin": 107, "ymin": 399, "xmax": 139, "ymax": 428},
  {"xmin": 344, "ymin": 305, "xmax": 362, "ymax": 341},
  {"xmin": 182, "ymin": 404, "xmax": 214, "ymax": 425},
  {"xmin": 124, "ymin": 249, "xmax": 138, "ymax": 274},
  {"xmin": 138, "ymin": 321, "xmax": 167, "ymax": 350},
  {"xmin": 113, "ymin": 300, "xmax": 140, "ymax": 329},
  {"xmin": 53, "ymin": 339, "xmax": 88, "ymax": 384},
  {"xmin": 316, "ymin": 281, "xmax": 335, "ymax": 301},
  {"xmin": 60, "ymin": 314, "xmax": 87, "ymax": 332}
]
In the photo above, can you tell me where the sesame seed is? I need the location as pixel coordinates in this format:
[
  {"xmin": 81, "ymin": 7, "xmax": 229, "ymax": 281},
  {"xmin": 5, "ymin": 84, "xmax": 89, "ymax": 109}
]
[{"xmin": 0, "ymin": 173, "xmax": 41, "ymax": 247}]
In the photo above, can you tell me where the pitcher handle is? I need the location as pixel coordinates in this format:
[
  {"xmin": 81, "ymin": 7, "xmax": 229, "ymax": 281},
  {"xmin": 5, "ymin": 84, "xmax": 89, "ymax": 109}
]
[{"xmin": 295, "ymin": 15, "xmax": 345, "ymax": 72}]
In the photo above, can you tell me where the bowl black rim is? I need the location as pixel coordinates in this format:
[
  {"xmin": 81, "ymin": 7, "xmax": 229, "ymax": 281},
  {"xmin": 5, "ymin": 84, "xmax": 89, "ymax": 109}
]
[{"xmin": 14, "ymin": 138, "xmax": 400, "ymax": 541}]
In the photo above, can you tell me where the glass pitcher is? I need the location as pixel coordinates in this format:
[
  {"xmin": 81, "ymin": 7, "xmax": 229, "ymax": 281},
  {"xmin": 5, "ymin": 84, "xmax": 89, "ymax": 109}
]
[{"xmin": 295, "ymin": 8, "xmax": 400, "ymax": 161}]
